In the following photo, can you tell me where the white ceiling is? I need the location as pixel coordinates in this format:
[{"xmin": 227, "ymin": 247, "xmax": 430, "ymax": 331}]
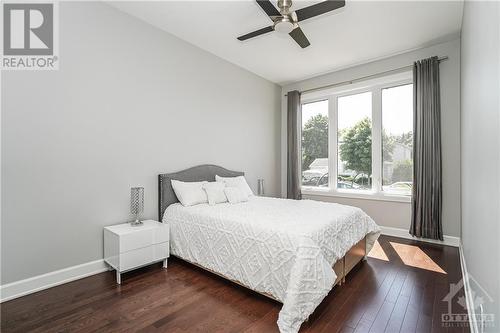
[{"xmin": 109, "ymin": 1, "xmax": 463, "ymax": 85}]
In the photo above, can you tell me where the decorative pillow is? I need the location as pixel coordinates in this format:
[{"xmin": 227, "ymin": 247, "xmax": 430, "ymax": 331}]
[
  {"xmin": 171, "ymin": 180, "xmax": 208, "ymax": 206},
  {"xmin": 224, "ymin": 187, "xmax": 249, "ymax": 204},
  {"xmin": 202, "ymin": 182, "xmax": 227, "ymax": 206},
  {"xmin": 215, "ymin": 175, "xmax": 253, "ymax": 197}
]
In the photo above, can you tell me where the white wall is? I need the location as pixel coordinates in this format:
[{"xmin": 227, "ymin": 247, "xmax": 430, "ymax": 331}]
[
  {"xmin": 461, "ymin": 1, "xmax": 500, "ymax": 330},
  {"xmin": 1, "ymin": 2, "xmax": 281, "ymax": 284},
  {"xmin": 281, "ymin": 38, "xmax": 461, "ymax": 238}
]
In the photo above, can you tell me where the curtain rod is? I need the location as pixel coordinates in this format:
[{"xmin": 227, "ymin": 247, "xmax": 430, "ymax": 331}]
[{"xmin": 284, "ymin": 56, "xmax": 448, "ymax": 96}]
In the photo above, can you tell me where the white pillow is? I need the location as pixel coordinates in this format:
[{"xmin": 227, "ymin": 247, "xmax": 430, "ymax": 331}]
[
  {"xmin": 224, "ymin": 187, "xmax": 249, "ymax": 204},
  {"xmin": 171, "ymin": 180, "xmax": 208, "ymax": 206},
  {"xmin": 202, "ymin": 182, "xmax": 227, "ymax": 206},
  {"xmin": 215, "ymin": 175, "xmax": 253, "ymax": 197}
]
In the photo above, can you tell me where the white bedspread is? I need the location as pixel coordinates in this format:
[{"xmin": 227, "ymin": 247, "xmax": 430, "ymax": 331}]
[{"xmin": 163, "ymin": 196, "xmax": 380, "ymax": 333}]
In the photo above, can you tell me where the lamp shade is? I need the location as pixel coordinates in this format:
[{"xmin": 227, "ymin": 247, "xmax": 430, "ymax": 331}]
[{"xmin": 130, "ymin": 187, "xmax": 144, "ymax": 216}]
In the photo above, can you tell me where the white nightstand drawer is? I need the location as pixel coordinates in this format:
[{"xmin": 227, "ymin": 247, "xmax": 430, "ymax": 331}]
[
  {"xmin": 120, "ymin": 230, "xmax": 152, "ymax": 253},
  {"xmin": 120, "ymin": 246, "xmax": 153, "ymax": 271},
  {"xmin": 118, "ymin": 224, "xmax": 169, "ymax": 253},
  {"xmin": 119, "ymin": 242, "xmax": 168, "ymax": 271}
]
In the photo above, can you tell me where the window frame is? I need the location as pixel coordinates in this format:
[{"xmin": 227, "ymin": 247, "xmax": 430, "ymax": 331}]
[{"xmin": 300, "ymin": 72, "xmax": 413, "ymax": 203}]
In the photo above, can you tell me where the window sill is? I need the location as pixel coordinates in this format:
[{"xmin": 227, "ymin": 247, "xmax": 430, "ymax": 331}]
[{"xmin": 301, "ymin": 188, "xmax": 411, "ymax": 203}]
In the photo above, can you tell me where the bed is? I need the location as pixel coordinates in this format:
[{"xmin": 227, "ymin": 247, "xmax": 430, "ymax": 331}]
[{"xmin": 159, "ymin": 165, "xmax": 381, "ymax": 333}]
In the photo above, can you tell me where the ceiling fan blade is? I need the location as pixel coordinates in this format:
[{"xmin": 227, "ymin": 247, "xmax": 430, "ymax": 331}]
[
  {"xmin": 289, "ymin": 26, "xmax": 310, "ymax": 48},
  {"xmin": 256, "ymin": 0, "xmax": 281, "ymax": 19},
  {"xmin": 295, "ymin": 0, "xmax": 345, "ymax": 22},
  {"xmin": 237, "ymin": 26, "xmax": 274, "ymax": 41}
]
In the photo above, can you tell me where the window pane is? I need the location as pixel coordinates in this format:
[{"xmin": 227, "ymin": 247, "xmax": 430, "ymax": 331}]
[
  {"xmin": 382, "ymin": 84, "xmax": 413, "ymax": 196},
  {"xmin": 301, "ymin": 100, "xmax": 329, "ymax": 188},
  {"xmin": 337, "ymin": 92, "xmax": 372, "ymax": 190}
]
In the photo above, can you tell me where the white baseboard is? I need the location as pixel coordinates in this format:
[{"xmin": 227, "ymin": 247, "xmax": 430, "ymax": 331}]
[
  {"xmin": 380, "ymin": 226, "xmax": 460, "ymax": 247},
  {"xmin": 0, "ymin": 259, "xmax": 108, "ymax": 303},
  {"xmin": 459, "ymin": 242, "xmax": 479, "ymax": 333}
]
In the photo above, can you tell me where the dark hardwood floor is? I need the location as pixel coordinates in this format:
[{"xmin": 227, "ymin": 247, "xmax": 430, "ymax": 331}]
[{"xmin": 1, "ymin": 235, "xmax": 469, "ymax": 333}]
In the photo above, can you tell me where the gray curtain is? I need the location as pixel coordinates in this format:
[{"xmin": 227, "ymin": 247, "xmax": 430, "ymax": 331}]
[
  {"xmin": 287, "ymin": 90, "xmax": 302, "ymax": 200},
  {"xmin": 410, "ymin": 56, "xmax": 443, "ymax": 240}
]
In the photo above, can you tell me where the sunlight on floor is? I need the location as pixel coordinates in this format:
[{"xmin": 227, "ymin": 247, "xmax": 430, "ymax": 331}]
[
  {"xmin": 389, "ymin": 242, "xmax": 447, "ymax": 274},
  {"xmin": 367, "ymin": 240, "xmax": 389, "ymax": 261}
]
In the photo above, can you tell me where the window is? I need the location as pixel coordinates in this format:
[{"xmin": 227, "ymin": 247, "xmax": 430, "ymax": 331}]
[
  {"xmin": 338, "ymin": 92, "xmax": 372, "ymax": 191},
  {"xmin": 382, "ymin": 84, "xmax": 413, "ymax": 196},
  {"xmin": 300, "ymin": 73, "xmax": 413, "ymax": 200},
  {"xmin": 301, "ymin": 100, "xmax": 329, "ymax": 188}
]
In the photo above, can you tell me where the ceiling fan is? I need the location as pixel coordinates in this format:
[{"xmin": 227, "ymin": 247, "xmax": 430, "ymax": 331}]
[{"xmin": 237, "ymin": 0, "xmax": 345, "ymax": 48}]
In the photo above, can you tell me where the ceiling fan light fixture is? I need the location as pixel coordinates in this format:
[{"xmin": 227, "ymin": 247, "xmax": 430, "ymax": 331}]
[
  {"xmin": 237, "ymin": 0, "xmax": 346, "ymax": 48},
  {"xmin": 273, "ymin": 17, "xmax": 294, "ymax": 34}
]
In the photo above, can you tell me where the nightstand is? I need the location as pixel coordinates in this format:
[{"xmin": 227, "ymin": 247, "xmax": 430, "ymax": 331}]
[{"xmin": 104, "ymin": 220, "xmax": 169, "ymax": 284}]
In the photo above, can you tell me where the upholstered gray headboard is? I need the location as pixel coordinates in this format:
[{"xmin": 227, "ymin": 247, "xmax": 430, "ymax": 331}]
[{"xmin": 158, "ymin": 164, "xmax": 244, "ymax": 221}]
